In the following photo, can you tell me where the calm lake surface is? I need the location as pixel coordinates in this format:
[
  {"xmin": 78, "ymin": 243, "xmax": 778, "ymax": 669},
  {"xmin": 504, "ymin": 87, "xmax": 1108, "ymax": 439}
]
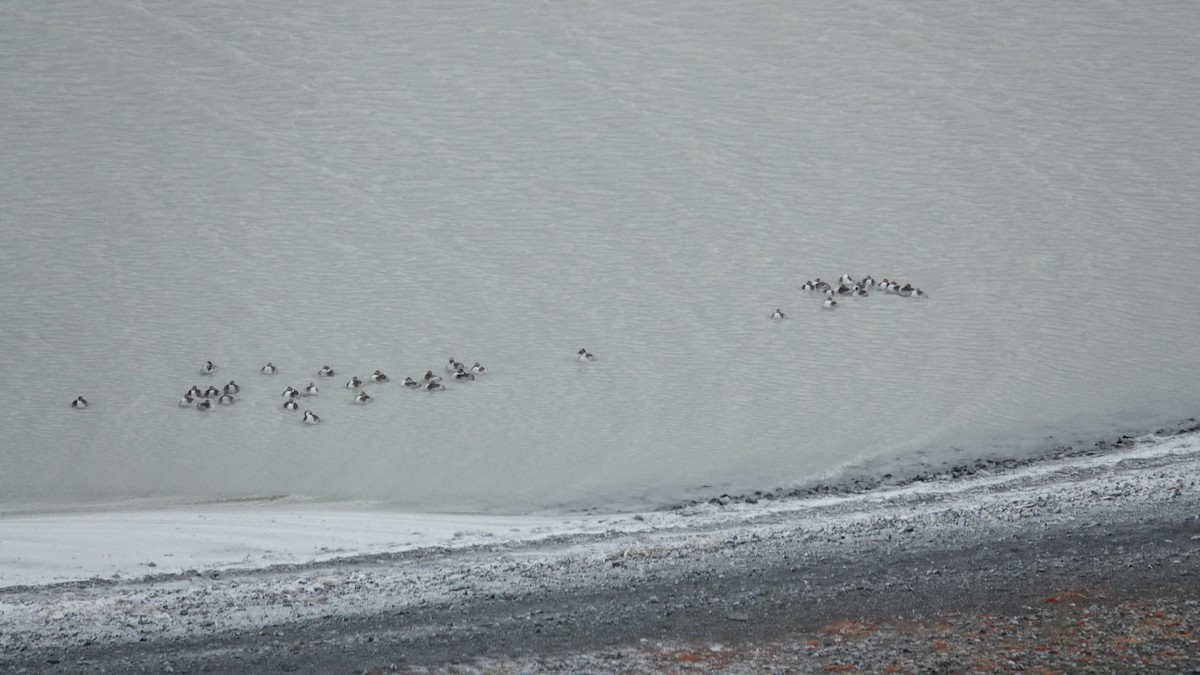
[{"xmin": 2, "ymin": 0, "xmax": 1198, "ymax": 512}]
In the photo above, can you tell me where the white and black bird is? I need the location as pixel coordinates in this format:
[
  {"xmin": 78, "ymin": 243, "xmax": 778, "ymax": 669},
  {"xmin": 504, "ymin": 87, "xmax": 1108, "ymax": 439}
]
[
  {"xmin": 346, "ymin": 376, "xmax": 363, "ymax": 389},
  {"xmin": 318, "ymin": 365, "xmax": 335, "ymax": 377},
  {"xmin": 470, "ymin": 362, "xmax": 486, "ymax": 375},
  {"xmin": 353, "ymin": 392, "xmax": 372, "ymax": 404},
  {"xmin": 369, "ymin": 370, "xmax": 390, "ymax": 383},
  {"xmin": 224, "ymin": 380, "xmax": 240, "ymax": 395},
  {"xmin": 823, "ymin": 299, "xmax": 838, "ymax": 309},
  {"xmin": 71, "ymin": 396, "xmax": 88, "ymax": 409},
  {"xmin": 201, "ymin": 361, "xmax": 217, "ymax": 376},
  {"xmin": 403, "ymin": 377, "xmax": 421, "ymax": 389},
  {"xmin": 196, "ymin": 399, "xmax": 213, "ymax": 411},
  {"xmin": 204, "ymin": 385, "xmax": 221, "ymax": 398},
  {"xmin": 302, "ymin": 410, "xmax": 320, "ymax": 424},
  {"xmin": 284, "ymin": 399, "xmax": 300, "ymax": 411},
  {"xmin": 217, "ymin": 393, "xmax": 236, "ymax": 405},
  {"xmin": 425, "ymin": 381, "xmax": 445, "ymax": 392},
  {"xmin": 261, "ymin": 362, "xmax": 277, "ymax": 375},
  {"xmin": 423, "ymin": 371, "xmax": 441, "ymax": 383},
  {"xmin": 304, "ymin": 382, "xmax": 319, "ymax": 396},
  {"xmin": 577, "ymin": 348, "xmax": 597, "ymax": 362},
  {"xmin": 282, "ymin": 386, "xmax": 300, "ymax": 399},
  {"xmin": 179, "ymin": 395, "xmax": 195, "ymax": 408},
  {"xmin": 770, "ymin": 308, "xmax": 785, "ymax": 319}
]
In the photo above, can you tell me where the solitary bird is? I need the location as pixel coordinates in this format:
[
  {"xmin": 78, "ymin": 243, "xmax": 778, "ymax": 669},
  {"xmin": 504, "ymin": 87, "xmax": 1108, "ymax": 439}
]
[
  {"xmin": 201, "ymin": 361, "xmax": 218, "ymax": 376},
  {"xmin": 577, "ymin": 348, "xmax": 597, "ymax": 362},
  {"xmin": 71, "ymin": 396, "xmax": 88, "ymax": 409},
  {"xmin": 302, "ymin": 410, "xmax": 320, "ymax": 424},
  {"xmin": 770, "ymin": 308, "xmax": 785, "ymax": 319},
  {"xmin": 318, "ymin": 365, "xmax": 335, "ymax": 377},
  {"xmin": 261, "ymin": 362, "xmax": 278, "ymax": 375}
]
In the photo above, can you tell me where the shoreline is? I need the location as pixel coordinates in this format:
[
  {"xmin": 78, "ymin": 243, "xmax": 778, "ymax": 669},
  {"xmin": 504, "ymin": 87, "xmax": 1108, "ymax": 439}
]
[
  {"xmin": 2, "ymin": 419, "xmax": 1196, "ymax": 593},
  {"xmin": 665, "ymin": 417, "xmax": 1200, "ymax": 511},
  {"xmin": 2, "ymin": 425, "xmax": 1199, "ymax": 672}
]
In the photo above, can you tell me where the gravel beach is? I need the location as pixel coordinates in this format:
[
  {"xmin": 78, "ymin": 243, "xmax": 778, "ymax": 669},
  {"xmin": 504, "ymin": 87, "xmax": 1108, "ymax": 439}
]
[{"xmin": 3, "ymin": 429, "xmax": 1198, "ymax": 674}]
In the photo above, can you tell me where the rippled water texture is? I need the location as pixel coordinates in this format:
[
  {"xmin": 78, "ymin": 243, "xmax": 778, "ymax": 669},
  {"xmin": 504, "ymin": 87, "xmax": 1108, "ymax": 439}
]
[{"xmin": 2, "ymin": 0, "xmax": 1198, "ymax": 511}]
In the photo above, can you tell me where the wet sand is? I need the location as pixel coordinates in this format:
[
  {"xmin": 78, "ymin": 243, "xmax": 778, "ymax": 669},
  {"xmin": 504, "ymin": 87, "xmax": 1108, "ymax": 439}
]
[{"xmin": 3, "ymin": 430, "xmax": 1199, "ymax": 673}]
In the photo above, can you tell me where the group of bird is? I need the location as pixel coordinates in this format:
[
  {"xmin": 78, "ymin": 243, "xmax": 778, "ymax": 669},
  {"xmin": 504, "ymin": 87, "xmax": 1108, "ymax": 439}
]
[
  {"xmin": 186, "ymin": 357, "xmax": 482, "ymax": 420},
  {"xmin": 69, "ymin": 348, "xmax": 603, "ymax": 417},
  {"xmin": 170, "ymin": 357, "xmax": 488, "ymax": 424},
  {"xmin": 770, "ymin": 274, "xmax": 928, "ymax": 319}
]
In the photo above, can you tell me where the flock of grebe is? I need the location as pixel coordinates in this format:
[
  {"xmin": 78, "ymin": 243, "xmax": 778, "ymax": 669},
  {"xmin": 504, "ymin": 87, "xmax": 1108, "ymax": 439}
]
[
  {"xmin": 71, "ymin": 349, "xmax": 601, "ymax": 423},
  {"xmin": 770, "ymin": 274, "xmax": 928, "ymax": 318}
]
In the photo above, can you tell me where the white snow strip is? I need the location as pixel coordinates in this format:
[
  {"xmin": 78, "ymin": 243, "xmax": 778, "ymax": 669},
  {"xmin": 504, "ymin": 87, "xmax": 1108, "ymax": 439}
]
[{"xmin": 0, "ymin": 503, "xmax": 641, "ymax": 589}]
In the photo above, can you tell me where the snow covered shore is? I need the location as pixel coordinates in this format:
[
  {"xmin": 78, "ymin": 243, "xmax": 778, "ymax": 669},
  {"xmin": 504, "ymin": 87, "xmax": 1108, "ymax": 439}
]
[{"xmin": 2, "ymin": 427, "xmax": 1198, "ymax": 671}]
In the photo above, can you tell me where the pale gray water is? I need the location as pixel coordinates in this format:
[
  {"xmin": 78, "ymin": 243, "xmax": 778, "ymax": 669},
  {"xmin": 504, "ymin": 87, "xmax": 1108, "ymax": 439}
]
[{"xmin": 2, "ymin": 0, "xmax": 1198, "ymax": 512}]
